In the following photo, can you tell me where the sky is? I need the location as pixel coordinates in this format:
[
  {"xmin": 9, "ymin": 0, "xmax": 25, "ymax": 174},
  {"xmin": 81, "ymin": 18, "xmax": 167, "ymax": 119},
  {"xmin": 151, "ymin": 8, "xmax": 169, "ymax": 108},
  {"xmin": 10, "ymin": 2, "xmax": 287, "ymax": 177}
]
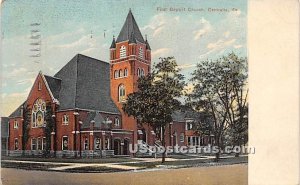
[{"xmin": 0, "ymin": 0, "xmax": 247, "ymax": 116}]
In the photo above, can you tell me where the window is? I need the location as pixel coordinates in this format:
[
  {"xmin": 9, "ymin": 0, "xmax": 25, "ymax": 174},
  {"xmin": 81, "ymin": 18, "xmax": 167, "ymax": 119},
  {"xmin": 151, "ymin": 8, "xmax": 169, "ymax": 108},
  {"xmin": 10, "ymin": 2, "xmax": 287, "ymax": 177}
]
[
  {"xmin": 84, "ymin": 137, "xmax": 89, "ymax": 150},
  {"xmin": 119, "ymin": 69, "xmax": 123, "ymax": 78},
  {"xmin": 42, "ymin": 137, "xmax": 46, "ymax": 150},
  {"xmin": 185, "ymin": 121, "xmax": 193, "ymax": 130},
  {"xmin": 124, "ymin": 68, "xmax": 128, "ymax": 77},
  {"xmin": 37, "ymin": 138, "xmax": 42, "ymax": 150},
  {"xmin": 62, "ymin": 136, "xmax": 68, "ymax": 150},
  {"xmin": 120, "ymin": 45, "xmax": 126, "ymax": 58},
  {"xmin": 139, "ymin": 47, "xmax": 144, "ymax": 59},
  {"xmin": 32, "ymin": 98, "xmax": 46, "ymax": 128},
  {"xmin": 118, "ymin": 84, "xmax": 126, "ymax": 102},
  {"xmin": 38, "ymin": 81, "xmax": 42, "ymax": 91},
  {"xmin": 180, "ymin": 133, "xmax": 184, "ymax": 143},
  {"xmin": 62, "ymin": 114, "xmax": 69, "ymax": 125},
  {"xmin": 114, "ymin": 70, "xmax": 119, "ymax": 78},
  {"xmin": 137, "ymin": 68, "xmax": 141, "ymax": 77},
  {"xmin": 104, "ymin": 137, "xmax": 110, "ymax": 150},
  {"xmin": 104, "ymin": 117, "xmax": 112, "ymax": 124},
  {"xmin": 13, "ymin": 120, "xmax": 19, "ymax": 129},
  {"xmin": 115, "ymin": 117, "xmax": 120, "ymax": 127},
  {"xmin": 95, "ymin": 137, "xmax": 101, "ymax": 150},
  {"xmin": 141, "ymin": 69, "xmax": 145, "ymax": 76},
  {"xmin": 31, "ymin": 138, "xmax": 37, "ymax": 150},
  {"xmin": 188, "ymin": 137, "xmax": 191, "ymax": 146},
  {"xmin": 14, "ymin": 138, "xmax": 19, "ymax": 150}
]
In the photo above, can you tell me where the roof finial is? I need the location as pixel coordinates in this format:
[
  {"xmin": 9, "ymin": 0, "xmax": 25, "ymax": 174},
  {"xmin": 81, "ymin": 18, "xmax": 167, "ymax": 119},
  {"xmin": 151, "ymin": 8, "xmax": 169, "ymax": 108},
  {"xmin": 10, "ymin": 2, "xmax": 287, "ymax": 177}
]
[
  {"xmin": 129, "ymin": 8, "xmax": 131, "ymax": 12},
  {"xmin": 145, "ymin": 34, "xmax": 147, "ymax": 40}
]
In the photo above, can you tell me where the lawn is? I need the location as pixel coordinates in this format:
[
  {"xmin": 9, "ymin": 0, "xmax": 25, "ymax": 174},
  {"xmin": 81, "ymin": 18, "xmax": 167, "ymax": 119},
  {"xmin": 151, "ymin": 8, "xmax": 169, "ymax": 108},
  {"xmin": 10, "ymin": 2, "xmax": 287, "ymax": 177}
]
[
  {"xmin": 122, "ymin": 156, "xmax": 248, "ymax": 169},
  {"xmin": 63, "ymin": 166, "xmax": 130, "ymax": 173},
  {"xmin": 1, "ymin": 161, "xmax": 67, "ymax": 171},
  {"xmin": 2, "ymin": 156, "xmax": 138, "ymax": 164}
]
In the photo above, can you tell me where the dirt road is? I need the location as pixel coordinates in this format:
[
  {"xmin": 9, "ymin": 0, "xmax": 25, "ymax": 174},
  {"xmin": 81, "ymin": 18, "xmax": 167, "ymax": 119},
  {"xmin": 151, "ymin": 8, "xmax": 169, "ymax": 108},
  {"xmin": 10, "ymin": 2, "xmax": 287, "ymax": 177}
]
[{"xmin": 1, "ymin": 164, "xmax": 247, "ymax": 185}]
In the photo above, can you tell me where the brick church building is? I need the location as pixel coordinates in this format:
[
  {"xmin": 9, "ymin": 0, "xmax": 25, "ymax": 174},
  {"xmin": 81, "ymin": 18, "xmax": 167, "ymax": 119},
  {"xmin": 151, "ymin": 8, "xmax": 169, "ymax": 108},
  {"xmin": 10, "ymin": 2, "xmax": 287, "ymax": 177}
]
[{"xmin": 3, "ymin": 10, "xmax": 208, "ymax": 157}]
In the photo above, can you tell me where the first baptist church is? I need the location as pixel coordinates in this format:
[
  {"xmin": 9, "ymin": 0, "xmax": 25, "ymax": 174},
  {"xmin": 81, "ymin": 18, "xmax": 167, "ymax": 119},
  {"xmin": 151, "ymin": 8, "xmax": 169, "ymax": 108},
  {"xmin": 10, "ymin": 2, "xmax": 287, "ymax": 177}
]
[{"xmin": 1, "ymin": 10, "xmax": 207, "ymax": 157}]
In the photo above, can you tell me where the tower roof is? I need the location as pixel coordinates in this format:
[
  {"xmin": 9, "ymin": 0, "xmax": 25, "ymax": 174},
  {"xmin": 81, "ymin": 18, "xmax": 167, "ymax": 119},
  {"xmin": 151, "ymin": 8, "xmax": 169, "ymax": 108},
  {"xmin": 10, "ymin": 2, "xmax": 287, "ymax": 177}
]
[
  {"xmin": 145, "ymin": 39, "xmax": 151, "ymax": 50},
  {"xmin": 110, "ymin": 37, "xmax": 116, "ymax": 49},
  {"xmin": 116, "ymin": 10, "xmax": 145, "ymax": 43},
  {"xmin": 129, "ymin": 32, "xmax": 137, "ymax": 44}
]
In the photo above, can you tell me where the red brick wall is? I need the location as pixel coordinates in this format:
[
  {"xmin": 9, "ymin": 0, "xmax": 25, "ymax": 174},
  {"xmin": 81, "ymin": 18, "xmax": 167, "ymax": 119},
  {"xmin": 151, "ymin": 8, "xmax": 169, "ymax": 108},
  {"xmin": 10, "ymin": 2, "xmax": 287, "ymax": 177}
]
[
  {"xmin": 110, "ymin": 40, "xmax": 151, "ymax": 145},
  {"xmin": 9, "ymin": 73, "xmax": 55, "ymax": 150},
  {"xmin": 9, "ymin": 118, "xmax": 23, "ymax": 150}
]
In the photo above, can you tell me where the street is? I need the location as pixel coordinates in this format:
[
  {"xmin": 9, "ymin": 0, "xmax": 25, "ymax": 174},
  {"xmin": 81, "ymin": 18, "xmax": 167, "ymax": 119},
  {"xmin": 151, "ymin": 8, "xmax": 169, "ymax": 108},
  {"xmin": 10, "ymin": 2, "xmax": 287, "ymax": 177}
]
[{"xmin": 1, "ymin": 164, "xmax": 247, "ymax": 185}]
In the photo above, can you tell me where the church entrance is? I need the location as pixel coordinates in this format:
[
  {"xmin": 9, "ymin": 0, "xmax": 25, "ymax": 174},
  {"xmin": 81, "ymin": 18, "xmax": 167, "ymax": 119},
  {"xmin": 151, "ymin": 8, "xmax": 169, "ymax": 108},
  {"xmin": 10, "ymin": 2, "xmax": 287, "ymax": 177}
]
[
  {"xmin": 123, "ymin": 139, "xmax": 129, "ymax": 155},
  {"xmin": 113, "ymin": 139, "xmax": 121, "ymax": 155}
]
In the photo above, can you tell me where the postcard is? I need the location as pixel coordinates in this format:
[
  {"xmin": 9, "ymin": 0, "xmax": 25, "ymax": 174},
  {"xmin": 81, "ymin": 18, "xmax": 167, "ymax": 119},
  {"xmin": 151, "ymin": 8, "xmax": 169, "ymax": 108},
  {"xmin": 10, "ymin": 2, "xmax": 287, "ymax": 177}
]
[{"xmin": 1, "ymin": 0, "xmax": 298, "ymax": 185}]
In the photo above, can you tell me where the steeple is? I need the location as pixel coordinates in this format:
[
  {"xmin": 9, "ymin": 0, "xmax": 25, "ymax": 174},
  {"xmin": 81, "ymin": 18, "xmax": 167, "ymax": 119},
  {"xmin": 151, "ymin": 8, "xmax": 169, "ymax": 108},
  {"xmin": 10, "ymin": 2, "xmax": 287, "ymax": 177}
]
[
  {"xmin": 129, "ymin": 32, "xmax": 137, "ymax": 44},
  {"xmin": 145, "ymin": 39, "xmax": 151, "ymax": 50},
  {"xmin": 110, "ymin": 36, "xmax": 116, "ymax": 49},
  {"xmin": 116, "ymin": 10, "xmax": 145, "ymax": 43}
]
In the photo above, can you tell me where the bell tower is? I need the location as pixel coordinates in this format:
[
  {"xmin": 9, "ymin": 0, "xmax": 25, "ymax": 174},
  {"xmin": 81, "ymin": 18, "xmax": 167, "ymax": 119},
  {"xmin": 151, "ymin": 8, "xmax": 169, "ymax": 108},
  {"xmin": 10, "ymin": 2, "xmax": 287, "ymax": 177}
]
[{"xmin": 110, "ymin": 10, "xmax": 151, "ymax": 144}]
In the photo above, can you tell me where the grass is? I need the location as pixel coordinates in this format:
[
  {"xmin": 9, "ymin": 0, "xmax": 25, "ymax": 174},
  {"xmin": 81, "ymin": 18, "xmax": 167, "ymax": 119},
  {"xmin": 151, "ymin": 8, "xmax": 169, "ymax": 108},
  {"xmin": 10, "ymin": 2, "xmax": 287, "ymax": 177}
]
[
  {"xmin": 122, "ymin": 156, "xmax": 248, "ymax": 169},
  {"xmin": 2, "ymin": 156, "xmax": 137, "ymax": 164},
  {"xmin": 1, "ymin": 161, "xmax": 67, "ymax": 171},
  {"xmin": 63, "ymin": 166, "xmax": 130, "ymax": 173}
]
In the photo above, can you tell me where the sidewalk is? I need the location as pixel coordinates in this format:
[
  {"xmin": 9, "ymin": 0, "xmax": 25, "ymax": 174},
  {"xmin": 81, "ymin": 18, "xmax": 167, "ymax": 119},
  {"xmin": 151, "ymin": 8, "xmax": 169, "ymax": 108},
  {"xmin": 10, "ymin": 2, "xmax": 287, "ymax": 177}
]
[{"xmin": 2, "ymin": 155, "xmax": 247, "ymax": 171}]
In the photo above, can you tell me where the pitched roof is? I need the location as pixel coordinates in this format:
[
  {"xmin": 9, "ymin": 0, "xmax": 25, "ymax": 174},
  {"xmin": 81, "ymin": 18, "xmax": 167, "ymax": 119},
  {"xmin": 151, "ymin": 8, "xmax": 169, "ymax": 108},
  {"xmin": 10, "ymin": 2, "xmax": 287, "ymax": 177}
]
[
  {"xmin": 172, "ymin": 110, "xmax": 186, "ymax": 122},
  {"xmin": 82, "ymin": 111, "xmax": 105, "ymax": 128},
  {"xmin": 44, "ymin": 75, "xmax": 62, "ymax": 100},
  {"xmin": 53, "ymin": 54, "xmax": 120, "ymax": 114},
  {"xmin": 145, "ymin": 39, "xmax": 151, "ymax": 50},
  {"xmin": 116, "ymin": 10, "xmax": 145, "ymax": 43},
  {"xmin": 1, "ymin": 117, "xmax": 9, "ymax": 137},
  {"xmin": 129, "ymin": 32, "xmax": 137, "ymax": 44},
  {"xmin": 110, "ymin": 37, "xmax": 116, "ymax": 49},
  {"xmin": 9, "ymin": 101, "xmax": 26, "ymax": 118}
]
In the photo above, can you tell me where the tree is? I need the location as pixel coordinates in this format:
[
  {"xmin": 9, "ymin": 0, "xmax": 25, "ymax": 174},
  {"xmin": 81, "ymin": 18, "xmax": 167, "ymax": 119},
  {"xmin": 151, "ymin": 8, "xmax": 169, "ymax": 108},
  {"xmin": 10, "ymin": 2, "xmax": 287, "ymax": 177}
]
[
  {"xmin": 44, "ymin": 103, "xmax": 55, "ymax": 157},
  {"xmin": 188, "ymin": 52, "xmax": 248, "ymax": 161},
  {"xmin": 22, "ymin": 104, "xmax": 31, "ymax": 156},
  {"xmin": 123, "ymin": 57, "xmax": 185, "ymax": 163}
]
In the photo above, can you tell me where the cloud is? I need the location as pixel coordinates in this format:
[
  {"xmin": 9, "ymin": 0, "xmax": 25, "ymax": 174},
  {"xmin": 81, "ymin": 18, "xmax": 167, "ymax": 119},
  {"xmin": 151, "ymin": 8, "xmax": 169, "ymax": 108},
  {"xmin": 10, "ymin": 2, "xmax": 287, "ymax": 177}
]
[
  {"xmin": 152, "ymin": 48, "xmax": 171, "ymax": 58},
  {"xmin": 234, "ymin": 44, "xmax": 243, "ymax": 49},
  {"xmin": 183, "ymin": 82, "xmax": 195, "ymax": 95},
  {"xmin": 193, "ymin": 18, "xmax": 212, "ymax": 40},
  {"xmin": 177, "ymin": 63, "xmax": 197, "ymax": 69},
  {"xmin": 224, "ymin": 31, "xmax": 230, "ymax": 38}
]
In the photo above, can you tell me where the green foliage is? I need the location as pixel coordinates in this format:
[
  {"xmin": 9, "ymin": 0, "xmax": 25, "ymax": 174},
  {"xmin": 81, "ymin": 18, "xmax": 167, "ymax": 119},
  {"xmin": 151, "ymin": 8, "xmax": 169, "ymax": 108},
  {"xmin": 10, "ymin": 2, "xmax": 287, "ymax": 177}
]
[
  {"xmin": 44, "ymin": 103, "xmax": 55, "ymax": 156},
  {"xmin": 188, "ymin": 52, "xmax": 248, "ymax": 159},
  {"xmin": 22, "ymin": 104, "xmax": 31, "ymax": 155},
  {"xmin": 122, "ymin": 57, "xmax": 185, "ymax": 162}
]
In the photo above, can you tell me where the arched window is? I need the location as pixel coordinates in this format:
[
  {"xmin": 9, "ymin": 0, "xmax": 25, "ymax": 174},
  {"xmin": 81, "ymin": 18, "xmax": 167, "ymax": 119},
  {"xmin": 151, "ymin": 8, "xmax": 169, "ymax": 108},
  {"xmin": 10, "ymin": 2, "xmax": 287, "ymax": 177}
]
[
  {"xmin": 124, "ymin": 68, "xmax": 128, "ymax": 77},
  {"xmin": 139, "ymin": 47, "xmax": 144, "ymax": 59},
  {"xmin": 120, "ymin": 45, "xmax": 126, "ymax": 58},
  {"xmin": 114, "ymin": 70, "xmax": 119, "ymax": 78},
  {"xmin": 119, "ymin": 69, "xmax": 123, "ymax": 78},
  {"xmin": 32, "ymin": 98, "xmax": 46, "ymax": 128},
  {"xmin": 104, "ymin": 117, "xmax": 112, "ymax": 124},
  {"xmin": 141, "ymin": 69, "xmax": 145, "ymax": 76},
  {"xmin": 118, "ymin": 84, "xmax": 126, "ymax": 102},
  {"xmin": 115, "ymin": 117, "xmax": 120, "ymax": 126},
  {"xmin": 137, "ymin": 68, "xmax": 141, "ymax": 77}
]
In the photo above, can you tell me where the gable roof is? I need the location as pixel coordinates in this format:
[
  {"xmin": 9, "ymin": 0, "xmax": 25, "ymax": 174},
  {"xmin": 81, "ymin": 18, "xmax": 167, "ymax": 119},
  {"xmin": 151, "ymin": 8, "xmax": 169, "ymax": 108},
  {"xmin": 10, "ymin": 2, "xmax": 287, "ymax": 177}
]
[
  {"xmin": 82, "ymin": 111, "xmax": 105, "ymax": 128},
  {"xmin": 1, "ymin": 117, "xmax": 9, "ymax": 137},
  {"xmin": 172, "ymin": 110, "xmax": 186, "ymax": 122},
  {"xmin": 110, "ymin": 37, "xmax": 116, "ymax": 49},
  {"xmin": 116, "ymin": 10, "xmax": 145, "ymax": 43},
  {"xmin": 9, "ymin": 101, "xmax": 27, "ymax": 118},
  {"xmin": 44, "ymin": 75, "xmax": 62, "ymax": 100},
  {"xmin": 53, "ymin": 54, "xmax": 120, "ymax": 114}
]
